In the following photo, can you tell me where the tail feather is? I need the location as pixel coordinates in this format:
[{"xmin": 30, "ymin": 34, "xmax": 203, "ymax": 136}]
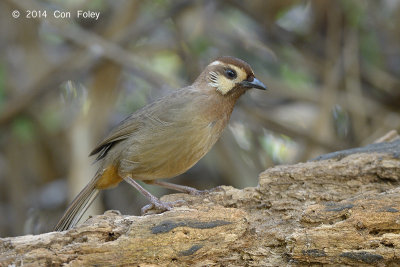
[{"xmin": 54, "ymin": 177, "xmax": 100, "ymax": 231}]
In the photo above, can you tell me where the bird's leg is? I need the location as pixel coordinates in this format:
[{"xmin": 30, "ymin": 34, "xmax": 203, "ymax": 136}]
[
  {"xmin": 123, "ymin": 176, "xmax": 174, "ymax": 212},
  {"xmin": 143, "ymin": 180, "xmax": 203, "ymax": 195}
]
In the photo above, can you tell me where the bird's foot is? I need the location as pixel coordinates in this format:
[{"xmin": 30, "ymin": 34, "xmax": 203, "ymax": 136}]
[
  {"xmin": 185, "ymin": 187, "xmax": 206, "ymax": 195},
  {"xmin": 141, "ymin": 199, "xmax": 185, "ymax": 215}
]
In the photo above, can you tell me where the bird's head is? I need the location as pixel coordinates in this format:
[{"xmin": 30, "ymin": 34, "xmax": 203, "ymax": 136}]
[{"xmin": 198, "ymin": 56, "xmax": 267, "ymax": 96}]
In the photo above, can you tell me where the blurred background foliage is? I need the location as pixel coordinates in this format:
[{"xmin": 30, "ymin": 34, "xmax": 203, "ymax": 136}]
[{"xmin": 1, "ymin": 0, "xmax": 399, "ymax": 236}]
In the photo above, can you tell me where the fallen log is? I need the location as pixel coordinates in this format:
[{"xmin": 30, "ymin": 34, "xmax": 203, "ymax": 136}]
[{"xmin": 1, "ymin": 137, "xmax": 400, "ymax": 266}]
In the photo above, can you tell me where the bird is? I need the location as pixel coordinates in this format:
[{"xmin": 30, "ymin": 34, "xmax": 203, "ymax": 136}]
[{"xmin": 54, "ymin": 56, "xmax": 267, "ymax": 231}]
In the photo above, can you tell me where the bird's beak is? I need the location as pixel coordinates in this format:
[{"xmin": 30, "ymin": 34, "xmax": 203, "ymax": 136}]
[{"xmin": 240, "ymin": 78, "xmax": 267, "ymax": 90}]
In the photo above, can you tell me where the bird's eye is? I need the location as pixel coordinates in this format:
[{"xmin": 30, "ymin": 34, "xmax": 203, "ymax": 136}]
[{"xmin": 225, "ymin": 69, "xmax": 237, "ymax": 79}]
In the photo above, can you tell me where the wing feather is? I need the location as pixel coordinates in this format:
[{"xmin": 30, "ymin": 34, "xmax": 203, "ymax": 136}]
[{"xmin": 89, "ymin": 87, "xmax": 200, "ymax": 160}]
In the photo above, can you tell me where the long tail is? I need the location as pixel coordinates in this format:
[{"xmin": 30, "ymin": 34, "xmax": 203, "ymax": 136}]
[{"xmin": 54, "ymin": 176, "xmax": 100, "ymax": 231}]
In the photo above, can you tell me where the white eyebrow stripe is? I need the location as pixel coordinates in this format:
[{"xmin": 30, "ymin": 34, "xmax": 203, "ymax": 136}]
[{"xmin": 209, "ymin": 60, "xmax": 222, "ymax": 66}]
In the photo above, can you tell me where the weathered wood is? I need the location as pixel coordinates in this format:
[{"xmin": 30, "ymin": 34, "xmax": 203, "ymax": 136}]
[{"xmin": 1, "ymin": 139, "xmax": 400, "ymax": 266}]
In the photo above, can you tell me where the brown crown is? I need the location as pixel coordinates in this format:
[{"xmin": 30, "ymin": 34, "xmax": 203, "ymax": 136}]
[{"xmin": 215, "ymin": 56, "xmax": 254, "ymax": 78}]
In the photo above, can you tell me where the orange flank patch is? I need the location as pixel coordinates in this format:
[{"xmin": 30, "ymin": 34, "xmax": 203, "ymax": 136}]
[{"xmin": 95, "ymin": 165, "xmax": 123, "ymax": 190}]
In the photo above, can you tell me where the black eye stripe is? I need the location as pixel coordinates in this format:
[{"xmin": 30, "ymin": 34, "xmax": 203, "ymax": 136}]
[{"xmin": 224, "ymin": 69, "xmax": 237, "ymax": 79}]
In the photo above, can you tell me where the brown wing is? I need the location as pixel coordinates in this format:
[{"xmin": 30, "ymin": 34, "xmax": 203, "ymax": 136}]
[
  {"xmin": 90, "ymin": 87, "xmax": 199, "ymax": 161},
  {"xmin": 89, "ymin": 114, "xmax": 141, "ymax": 160}
]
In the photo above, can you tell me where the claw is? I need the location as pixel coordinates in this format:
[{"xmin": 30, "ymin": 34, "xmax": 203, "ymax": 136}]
[
  {"xmin": 141, "ymin": 200, "xmax": 185, "ymax": 215},
  {"xmin": 188, "ymin": 189, "xmax": 208, "ymax": 195}
]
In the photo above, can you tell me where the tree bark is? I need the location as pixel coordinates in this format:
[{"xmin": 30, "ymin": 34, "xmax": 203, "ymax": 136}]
[{"xmin": 1, "ymin": 138, "xmax": 400, "ymax": 266}]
